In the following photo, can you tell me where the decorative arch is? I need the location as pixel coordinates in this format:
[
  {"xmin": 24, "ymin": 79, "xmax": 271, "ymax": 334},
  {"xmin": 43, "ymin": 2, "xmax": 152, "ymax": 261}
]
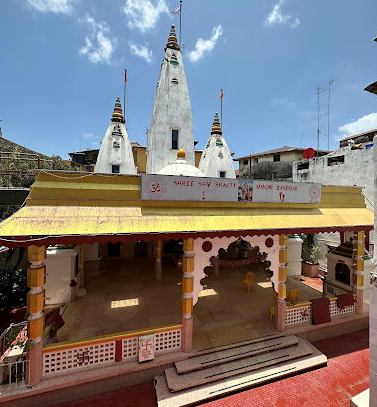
[{"xmin": 192, "ymin": 235, "xmax": 279, "ymax": 305}]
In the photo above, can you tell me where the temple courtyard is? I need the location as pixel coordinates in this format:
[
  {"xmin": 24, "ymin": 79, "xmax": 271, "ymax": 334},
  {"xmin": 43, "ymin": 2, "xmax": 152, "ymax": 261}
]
[{"xmin": 57, "ymin": 257, "xmax": 324, "ymax": 349}]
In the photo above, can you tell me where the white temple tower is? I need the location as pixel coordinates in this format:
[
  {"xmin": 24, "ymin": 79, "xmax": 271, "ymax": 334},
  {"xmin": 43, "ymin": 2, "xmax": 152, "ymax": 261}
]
[
  {"xmin": 146, "ymin": 25, "xmax": 195, "ymax": 174},
  {"xmin": 94, "ymin": 98, "xmax": 137, "ymax": 175},
  {"xmin": 199, "ymin": 113, "xmax": 236, "ymax": 179}
]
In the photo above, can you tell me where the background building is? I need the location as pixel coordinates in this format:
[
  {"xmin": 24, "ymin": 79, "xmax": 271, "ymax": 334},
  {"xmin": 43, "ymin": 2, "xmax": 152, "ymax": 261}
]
[
  {"xmin": 235, "ymin": 146, "xmax": 330, "ymax": 180},
  {"xmin": 293, "ymin": 130, "xmax": 376, "ymax": 211}
]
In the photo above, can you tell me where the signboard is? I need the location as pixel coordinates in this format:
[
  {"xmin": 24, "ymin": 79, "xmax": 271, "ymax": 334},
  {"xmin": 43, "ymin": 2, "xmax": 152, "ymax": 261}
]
[
  {"xmin": 139, "ymin": 334, "xmax": 155, "ymax": 362},
  {"xmin": 141, "ymin": 174, "xmax": 321, "ymax": 204},
  {"xmin": 141, "ymin": 174, "xmax": 238, "ymax": 202},
  {"xmin": 238, "ymin": 180, "xmax": 321, "ymax": 204}
]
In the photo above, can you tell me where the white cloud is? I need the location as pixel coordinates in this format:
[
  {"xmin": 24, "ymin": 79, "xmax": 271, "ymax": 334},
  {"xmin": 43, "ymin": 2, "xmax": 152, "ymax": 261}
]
[
  {"xmin": 272, "ymin": 97, "xmax": 296, "ymax": 110},
  {"xmin": 264, "ymin": 0, "xmax": 300, "ymax": 28},
  {"xmin": 337, "ymin": 112, "xmax": 377, "ymax": 140},
  {"xmin": 129, "ymin": 42, "xmax": 153, "ymax": 63},
  {"xmin": 83, "ymin": 132, "xmax": 96, "ymax": 139},
  {"xmin": 290, "ymin": 17, "xmax": 300, "ymax": 28},
  {"xmin": 188, "ymin": 25, "xmax": 223, "ymax": 63},
  {"xmin": 26, "ymin": 0, "xmax": 76, "ymax": 14},
  {"xmin": 122, "ymin": 0, "xmax": 169, "ymax": 33},
  {"xmin": 79, "ymin": 17, "xmax": 116, "ymax": 64}
]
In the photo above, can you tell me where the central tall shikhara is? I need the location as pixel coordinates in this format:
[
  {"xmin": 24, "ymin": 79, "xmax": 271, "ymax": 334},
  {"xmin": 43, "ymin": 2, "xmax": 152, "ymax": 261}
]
[{"xmin": 146, "ymin": 25, "xmax": 195, "ymax": 174}]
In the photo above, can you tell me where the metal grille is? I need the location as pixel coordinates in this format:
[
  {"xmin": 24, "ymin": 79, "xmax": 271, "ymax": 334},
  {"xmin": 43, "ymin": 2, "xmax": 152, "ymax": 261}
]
[{"xmin": 0, "ymin": 358, "xmax": 27, "ymax": 386}]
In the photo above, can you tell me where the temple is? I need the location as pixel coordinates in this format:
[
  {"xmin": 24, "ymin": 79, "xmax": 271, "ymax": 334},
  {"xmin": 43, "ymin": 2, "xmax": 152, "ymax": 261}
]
[
  {"xmin": 94, "ymin": 97, "xmax": 136, "ymax": 175},
  {"xmin": 199, "ymin": 112, "xmax": 236, "ymax": 178},
  {"xmin": 0, "ymin": 25, "xmax": 373, "ymax": 407},
  {"xmin": 146, "ymin": 25, "xmax": 195, "ymax": 174}
]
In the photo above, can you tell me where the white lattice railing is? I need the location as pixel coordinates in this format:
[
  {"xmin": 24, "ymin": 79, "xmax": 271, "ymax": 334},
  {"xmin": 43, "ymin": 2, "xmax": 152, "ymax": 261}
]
[
  {"xmin": 329, "ymin": 296, "xmax": 356, "ymax": 316},
  {"xmin": 43, "ymin": 324, "xmax": 181, "ymax": 377},
  {"xmin": 286, "ymin": 302, "xmax": 312, "ymax": 325},
  {"xmin": 286, "ymin": 295, "xmax": 356, "ymax": 326}
]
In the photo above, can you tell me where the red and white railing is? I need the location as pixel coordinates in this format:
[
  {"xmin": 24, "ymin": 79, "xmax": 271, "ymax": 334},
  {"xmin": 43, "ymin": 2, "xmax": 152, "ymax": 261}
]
[
  {"xmin": 286, "ymin": 295, "xmax": 356, "ymax": 326},
  {"xmin": 286, "ymin": 302, "xmax": 312, "ymax": 325},
  {"xmin": 42, "ymin": 324, "xmax": 182, "ymax": 376}
]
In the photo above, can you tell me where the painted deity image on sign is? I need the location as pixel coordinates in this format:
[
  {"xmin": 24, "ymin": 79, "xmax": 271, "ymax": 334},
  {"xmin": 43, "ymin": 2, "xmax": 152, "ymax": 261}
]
[{"xmin": 238, "ymin": 179, "xmax": 253, "ymax": 201}]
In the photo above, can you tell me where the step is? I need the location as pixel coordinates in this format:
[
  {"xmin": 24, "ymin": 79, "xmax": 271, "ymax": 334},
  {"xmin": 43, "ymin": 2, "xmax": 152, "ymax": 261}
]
[
  {"xmin": 194, "ymin": 333, "xmax": 285, "ymax": 356},
  {"xmin": 175, "ymin": 335, "xmax": 298, "ymax": 374},
  {"xmin": 156, "ymin": 341, "xmax": 327, "ymax": 407},
  {"xmin": 165, "ymin": 337, "xmax": 312, "ymax": 392}
]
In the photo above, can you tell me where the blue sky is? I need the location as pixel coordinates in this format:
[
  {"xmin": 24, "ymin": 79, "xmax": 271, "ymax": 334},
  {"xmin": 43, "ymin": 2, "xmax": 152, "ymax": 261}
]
[{"xmin": 0, "ymin": 0, "xmax": 377, "ymax": 159}]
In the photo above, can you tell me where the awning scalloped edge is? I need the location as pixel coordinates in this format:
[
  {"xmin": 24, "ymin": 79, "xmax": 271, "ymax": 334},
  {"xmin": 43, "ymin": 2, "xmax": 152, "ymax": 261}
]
[{"xmin": 0, "ymin": 225, "xmax": 373, "ymax": 248}]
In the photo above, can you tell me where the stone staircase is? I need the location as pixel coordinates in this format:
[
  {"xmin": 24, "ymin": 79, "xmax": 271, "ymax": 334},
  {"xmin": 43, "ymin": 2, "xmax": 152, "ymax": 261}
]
[{"xmin": 155, "ymin": 334, "xmax": 327, "ymax": 407}]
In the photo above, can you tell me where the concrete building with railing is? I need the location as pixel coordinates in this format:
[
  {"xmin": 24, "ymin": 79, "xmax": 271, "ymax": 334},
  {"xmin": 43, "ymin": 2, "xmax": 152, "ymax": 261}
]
[{"xmin": 235, "ymin": 146, "xmax": 330, "ymax": 181}]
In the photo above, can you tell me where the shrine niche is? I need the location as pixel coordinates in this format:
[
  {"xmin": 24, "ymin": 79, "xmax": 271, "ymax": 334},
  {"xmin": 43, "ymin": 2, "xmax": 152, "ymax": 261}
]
[
  {"xmin": 335, "ymin": 262, "xmax": 351, "ymax": 286},
  {"xmin": 210, "ymin": 238, "xmax": 272, "ymax": 276}
]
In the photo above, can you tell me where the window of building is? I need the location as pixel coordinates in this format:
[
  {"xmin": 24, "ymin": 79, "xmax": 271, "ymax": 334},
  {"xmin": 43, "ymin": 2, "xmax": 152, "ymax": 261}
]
[
  {"xmin": 219, "ymin": 171, "xmax": 226, "ymax": 178},
  {"xmin": 273, "ymin": 154, "xmax": 281, "ymax": 162},
  {"xmin": 112, "ymin": 165, "xmax": 120, "ymax": 174},
  {"xmin": 255, "ymin": 157, "xmax": 258, "ymax": 163},
  {"xmin": 327, "ymin": 155, "xmax": 344, "ymax": 166},
  {"xmin": 243, "ymin": 159, "xmax": 248, "ymax": 166},
  {"xmin": 297, "ymin": 162, "xmax": 309, "ymax": 171},
  {"xmin": 172, "ymin": 129, "xmax": 179, "ymax": 150}
]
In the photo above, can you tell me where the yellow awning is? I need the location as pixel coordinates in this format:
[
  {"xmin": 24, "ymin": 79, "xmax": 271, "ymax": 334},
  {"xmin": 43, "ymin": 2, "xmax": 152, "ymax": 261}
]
[
  {"xmin": 0, "ymin": 205, "xmax": 373, "ymax": 246},
  {"xmin": 0, "ymin": 172, "xmax": 373, "ymax": 246}
]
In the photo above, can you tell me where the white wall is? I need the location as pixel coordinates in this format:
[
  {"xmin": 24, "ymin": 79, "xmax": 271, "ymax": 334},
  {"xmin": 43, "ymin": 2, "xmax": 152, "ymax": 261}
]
[
  {"xmin": 287, "ymin": 235, "xmax": 303, "ymax": 276},
  {"xmin": 293, "ymin": 146, "xmax": 374, "ymax": 210},
  {"xmin": 44, "ymin": 248, "xmax": 78, "ymax": 305}
]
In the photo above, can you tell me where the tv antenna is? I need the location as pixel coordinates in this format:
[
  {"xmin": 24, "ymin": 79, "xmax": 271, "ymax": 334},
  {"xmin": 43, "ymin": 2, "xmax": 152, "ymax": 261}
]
[
  {"xmin": 327, "ymin": 77, "xmax": 340, "ymax": 151},
  {"xmin": 316, "ymin": 86, "xmax": 326, "ymax": 155}
]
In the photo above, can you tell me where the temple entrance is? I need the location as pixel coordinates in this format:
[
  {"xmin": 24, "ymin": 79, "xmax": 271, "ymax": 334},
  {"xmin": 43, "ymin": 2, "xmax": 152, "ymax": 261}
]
[{"xmin": 192, "ymin": 238, "xmax": 276, "ymax": 349}]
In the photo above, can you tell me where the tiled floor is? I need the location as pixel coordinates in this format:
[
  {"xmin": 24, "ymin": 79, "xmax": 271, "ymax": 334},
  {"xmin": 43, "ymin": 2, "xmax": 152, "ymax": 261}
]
[
  {"xmin": 52, "ymin": 329, "xmax": 369, "ymax": 407},
  {"xmin": 291, "ymin": 275, "xmax": 323, "ymax": 293},
  {"xmin": 58, "ymin": 258, "xmax": 323, "ymax": 349},
  {"xmin": 58, "ymin": 258, "xmax": 182, "ymax": 342}
]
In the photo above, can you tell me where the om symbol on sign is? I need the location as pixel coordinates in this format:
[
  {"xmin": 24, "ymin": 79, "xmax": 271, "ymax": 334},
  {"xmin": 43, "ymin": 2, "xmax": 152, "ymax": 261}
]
[{"xmin": 146, "ymin": 177, "xmax": 167, "ymax": 199}]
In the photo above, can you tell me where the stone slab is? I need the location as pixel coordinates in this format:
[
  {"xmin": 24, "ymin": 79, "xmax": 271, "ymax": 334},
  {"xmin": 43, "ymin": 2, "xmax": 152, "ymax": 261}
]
[
  {"xmin": 165, "ymin": 338, "xmax": 312, "ymax": 392},
  {"xmin": 175, "ymin": 335, "xmax": 298, "ymax": 374},
  {"xmin": 156, "ymin": 341, "xmax": 327, "ymax": 407},
  {"xmin": 194, "ymin": 333, "xmax": 285, "ymax": 356}
]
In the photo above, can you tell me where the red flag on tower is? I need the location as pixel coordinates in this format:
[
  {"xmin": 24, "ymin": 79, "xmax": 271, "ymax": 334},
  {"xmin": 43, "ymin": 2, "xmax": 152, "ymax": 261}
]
[
  {"xmin": 220, "ymin": 89, "xmax": 224, "ymax": 99},
  {"xmin": 124, "ymin": 69, "xmax": 127, "ymax": 83},
  {"xmin": 171, "ymin": 5, "xmax": 181, "ymax": 14}
]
